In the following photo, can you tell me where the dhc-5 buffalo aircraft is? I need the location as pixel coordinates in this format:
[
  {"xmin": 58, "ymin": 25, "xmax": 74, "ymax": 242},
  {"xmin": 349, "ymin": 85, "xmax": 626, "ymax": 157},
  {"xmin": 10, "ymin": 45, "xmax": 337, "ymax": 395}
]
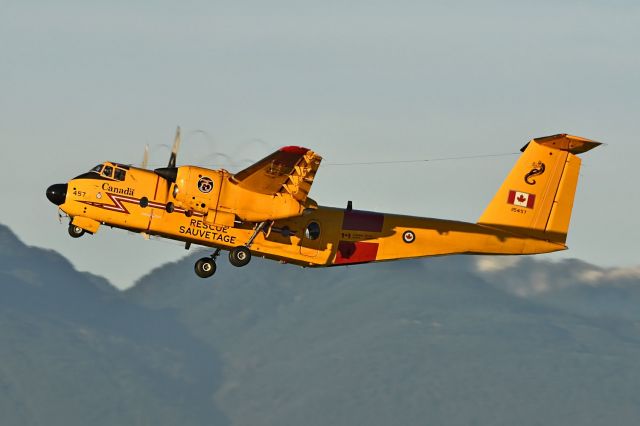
[{"xmin": 46, "ymin": 130, "xmax": 600, "ymax": 278}]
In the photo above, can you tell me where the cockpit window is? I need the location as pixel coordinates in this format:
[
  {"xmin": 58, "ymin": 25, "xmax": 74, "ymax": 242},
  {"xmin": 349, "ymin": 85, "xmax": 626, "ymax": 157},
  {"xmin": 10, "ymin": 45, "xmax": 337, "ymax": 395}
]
[
  {"xmin": 90, "ymin": 164, "xmax": 103, "ymax": 173},
  {"xmin": 103, "ymin": 165, "xmax": 113, "ymax": 178},
  {"xmin": 114, "ymin": 168, "xmax": 126, "ymax": 181}
]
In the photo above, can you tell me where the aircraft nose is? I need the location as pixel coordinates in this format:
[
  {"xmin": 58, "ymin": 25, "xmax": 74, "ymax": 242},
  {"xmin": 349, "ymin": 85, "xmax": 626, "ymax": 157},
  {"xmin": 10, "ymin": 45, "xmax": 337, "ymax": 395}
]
[{"xmin": 46, "ymin": 183, "xmax": 68, "ymax": 206}]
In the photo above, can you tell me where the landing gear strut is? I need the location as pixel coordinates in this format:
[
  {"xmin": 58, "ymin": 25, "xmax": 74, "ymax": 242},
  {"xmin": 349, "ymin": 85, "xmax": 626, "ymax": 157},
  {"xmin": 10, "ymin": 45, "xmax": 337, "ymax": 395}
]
[
  {"xmin": 193, "ymin": 221, "xmax": 270, "ymax": 276},
  {"xmin": 194, "ymin": 248, "xmax": 221, "ymax": 279},
  {"xmin": 227, "ymin": 221, "xmax": 270, "ymax": 268}
]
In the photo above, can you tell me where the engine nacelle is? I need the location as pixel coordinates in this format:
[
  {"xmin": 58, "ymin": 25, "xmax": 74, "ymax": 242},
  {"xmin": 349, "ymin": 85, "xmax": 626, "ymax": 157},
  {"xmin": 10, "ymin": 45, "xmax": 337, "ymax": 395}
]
[
  {"xmin": 172, "ymin": 166, "xmax": 223, "ymax": 215},
  {"xmin": 158, "ymin": 166, "xmax": 314, "ymax": 224}
]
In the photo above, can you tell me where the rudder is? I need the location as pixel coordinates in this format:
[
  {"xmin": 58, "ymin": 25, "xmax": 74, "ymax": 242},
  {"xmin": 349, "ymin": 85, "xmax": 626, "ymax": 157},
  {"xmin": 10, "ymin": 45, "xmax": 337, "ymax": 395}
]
[{"xmin": 478, "ymin": 134, "xmax": 601, "ymax": 243}]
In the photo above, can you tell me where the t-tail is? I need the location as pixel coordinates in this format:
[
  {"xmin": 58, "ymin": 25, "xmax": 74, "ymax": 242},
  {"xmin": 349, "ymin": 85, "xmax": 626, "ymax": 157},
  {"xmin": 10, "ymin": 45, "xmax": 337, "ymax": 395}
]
[{"xmin": 477, "ymin": 134, "xmax": 601, "ymax": 244}]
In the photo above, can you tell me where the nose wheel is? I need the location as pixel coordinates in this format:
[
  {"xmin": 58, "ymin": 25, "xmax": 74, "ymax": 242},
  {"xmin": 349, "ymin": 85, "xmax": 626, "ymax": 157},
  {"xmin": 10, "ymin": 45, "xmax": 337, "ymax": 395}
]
[{"xmin": 68, "ymin": 224, "xmax": 85, "ymax": 238}]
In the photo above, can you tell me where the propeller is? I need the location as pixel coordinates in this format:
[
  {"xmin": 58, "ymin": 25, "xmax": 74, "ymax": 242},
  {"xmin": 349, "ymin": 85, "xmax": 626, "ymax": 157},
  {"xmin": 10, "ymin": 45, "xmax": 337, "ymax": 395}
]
[
  {"xmin": 141, "ymin": 144, "xmax": 149, "ymax": 169},
  {"xmin": 168, "ymin": 126, "xmax": 181, "ymax": 168},
  {"xmin": 154, "ymin": 126, "xmax": 181, "ymax": 182}
]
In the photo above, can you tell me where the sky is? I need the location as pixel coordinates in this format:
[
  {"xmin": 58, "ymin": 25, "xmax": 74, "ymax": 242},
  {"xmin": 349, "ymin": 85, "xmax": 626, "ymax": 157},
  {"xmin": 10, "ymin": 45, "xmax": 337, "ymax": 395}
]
[{"xmin": 1, "ymin": 0, "xmax": 638, "ymax": 289}]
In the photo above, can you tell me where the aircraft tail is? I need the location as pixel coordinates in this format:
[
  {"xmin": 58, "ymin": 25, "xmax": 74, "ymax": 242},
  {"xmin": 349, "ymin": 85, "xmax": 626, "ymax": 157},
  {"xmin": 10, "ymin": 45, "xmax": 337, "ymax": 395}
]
[{"xmin": 477, "ymin": 134, "xmax": 601, "ymax": 244}]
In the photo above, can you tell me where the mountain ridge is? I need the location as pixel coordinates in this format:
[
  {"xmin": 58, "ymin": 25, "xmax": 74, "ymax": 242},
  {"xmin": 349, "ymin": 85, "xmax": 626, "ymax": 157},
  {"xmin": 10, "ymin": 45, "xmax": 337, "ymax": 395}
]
[
  {"xmin": 2, "ymin": 222, "xmax": 640, "ymax": 426},
  {"xmin": 0, "ymin": 224, "xmax": 228, "ymax": 426},
  {"xmin": 128, "ymin": 245, "xmax": 640, "ymax": 426}
]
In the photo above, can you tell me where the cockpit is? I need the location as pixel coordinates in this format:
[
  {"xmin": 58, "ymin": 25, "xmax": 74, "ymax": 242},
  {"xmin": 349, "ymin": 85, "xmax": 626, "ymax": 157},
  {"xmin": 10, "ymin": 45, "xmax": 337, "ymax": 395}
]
[{"xmin": 88, "ymin": 163, "xmax": 128, "ymax": 181}]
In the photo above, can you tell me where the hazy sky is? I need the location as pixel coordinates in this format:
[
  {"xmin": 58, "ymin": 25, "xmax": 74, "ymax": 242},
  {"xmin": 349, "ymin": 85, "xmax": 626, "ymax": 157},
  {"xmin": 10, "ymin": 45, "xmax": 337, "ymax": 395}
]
[{"xmin": 1, "ymin": 1, "xmax": 638, "ymax": 288}]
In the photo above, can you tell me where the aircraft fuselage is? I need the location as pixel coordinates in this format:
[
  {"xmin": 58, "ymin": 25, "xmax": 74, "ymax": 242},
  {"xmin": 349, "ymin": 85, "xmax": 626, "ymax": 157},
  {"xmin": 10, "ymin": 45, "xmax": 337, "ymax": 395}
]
[
  {"xmin": 51, "ymin": 164, "xmax": 564, "ymax": 269},
  {"xmin": 46, "ymin": 133, "xmax": 600, "ymax": 277}
]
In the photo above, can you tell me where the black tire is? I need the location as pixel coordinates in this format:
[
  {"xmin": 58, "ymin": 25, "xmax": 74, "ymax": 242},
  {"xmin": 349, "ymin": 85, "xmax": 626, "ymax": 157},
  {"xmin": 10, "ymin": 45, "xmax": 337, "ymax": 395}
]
[
  {"xmin": 194, "ymin": 257, "xmax": 216, "ymax": 278},
  {"xmin": 229, "ymin": 246, "xmax": 251, "ymax": 267},
  {"xmin": 166, "ymin": 202, "xmax": 175, "ymax": 213},
  {"xmin": 68, "ymin": 224, "xmax": 85, "ymax": 238}
]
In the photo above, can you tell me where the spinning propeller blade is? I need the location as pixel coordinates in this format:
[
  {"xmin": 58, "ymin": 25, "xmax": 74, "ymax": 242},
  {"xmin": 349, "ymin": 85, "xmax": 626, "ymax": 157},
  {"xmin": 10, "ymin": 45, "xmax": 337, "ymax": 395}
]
[
  {"xmin": 154, "ymin": 126, "xmax": 181, "ymax": 183},
  {"xmin": 168, "ymin": 126, "xmax": 181, "ymax": 168},
  {"xmin": 141, "ymin": 144, "xmax": 149, "ymax": 169}
]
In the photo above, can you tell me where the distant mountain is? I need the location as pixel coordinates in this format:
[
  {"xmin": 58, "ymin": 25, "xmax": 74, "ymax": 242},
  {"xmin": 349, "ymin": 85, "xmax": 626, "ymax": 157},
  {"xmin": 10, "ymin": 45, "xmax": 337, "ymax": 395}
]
[
  {"xmin": 476, "ymin": 256, "xmax": 640, "ymax": 320},
  {"xmin": 3, "ymin": 222, "xmax": 640, "ymax": 426},
  {"xmin": 130, "ymin": 250, "xmax": 640, "ymax": 426},
  {"xmin": 0, "ymin": 225, "xmax": 228, "ymax": 426}
]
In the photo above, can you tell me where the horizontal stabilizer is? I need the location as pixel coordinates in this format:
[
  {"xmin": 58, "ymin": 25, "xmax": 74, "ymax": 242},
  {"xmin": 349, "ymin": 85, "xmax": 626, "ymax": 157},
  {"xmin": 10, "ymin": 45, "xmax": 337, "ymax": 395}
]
[{"xmin": 520, "ymin": 134, "xmax": 602, "ymax": 154}]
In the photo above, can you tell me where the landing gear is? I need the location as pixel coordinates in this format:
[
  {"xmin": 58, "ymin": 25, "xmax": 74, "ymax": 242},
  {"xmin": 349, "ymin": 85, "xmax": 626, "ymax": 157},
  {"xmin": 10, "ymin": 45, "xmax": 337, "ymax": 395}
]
[
  {"xmin": 192, "ymin": 221, "xmax": 267, "ymax": 276},
  {"xmin": 226, "ymin": 221, "xmax": 270, "ymax": 268},
  {"xmin": 229, "ymin": 246, "xmax": 251, "ymax": 267},
  {"xmin": 68, "ymin": 224, "xmax": 85, "ymax": 238},
  {"xmin": 194, "ymin": 257, "xmax": 216, "ymax": 278},
  {"xmin": 194, "ymin": 248, "xmax": 221, "ymax": 279}
]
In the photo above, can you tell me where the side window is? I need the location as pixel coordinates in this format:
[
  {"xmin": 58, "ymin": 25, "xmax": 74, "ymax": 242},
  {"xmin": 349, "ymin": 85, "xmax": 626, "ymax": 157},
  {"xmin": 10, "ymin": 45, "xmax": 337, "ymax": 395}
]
[
  {"xmin": 304, "ymin": 221, "xmax": 321, "ymax": 240},
  {"xmin": 103, "ymin": 166, "xmax": 113, "ymax": 178},
  {"xmin": 114, "ymin": 168, "xmax": 126, "ymax": 181}
]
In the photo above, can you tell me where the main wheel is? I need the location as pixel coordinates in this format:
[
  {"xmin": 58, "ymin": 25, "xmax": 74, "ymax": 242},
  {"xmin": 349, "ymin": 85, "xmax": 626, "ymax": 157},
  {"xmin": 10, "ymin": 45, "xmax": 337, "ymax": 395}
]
[
  {"xmin": 68, "ymin": 224, "xmax": 85, "ymax": 238},
  {"xmin": 194, "ymin": 257, "xmax": 216, "ymax": 278},
  {"xmin": 229, "ymin": 246, "xmax": 251, "ymax": 267}
]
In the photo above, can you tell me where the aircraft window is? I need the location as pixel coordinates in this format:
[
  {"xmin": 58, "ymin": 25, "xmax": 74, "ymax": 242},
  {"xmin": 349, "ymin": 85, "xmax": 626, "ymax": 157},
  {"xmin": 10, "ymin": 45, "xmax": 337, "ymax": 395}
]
[
  {"xmin": 90, "ymin": 164, "xmax": 103, "ymax": 173},
  {"xmin": 103, "ymin": 166, "xmax": 113, "ymax": 178},
  {"xmin": 304, "ymin": 222, "xmax": 321, "ymax": 240},
  {"xmin": 114, "ymin": 168, "xmax": 126, "ymax": 181}
]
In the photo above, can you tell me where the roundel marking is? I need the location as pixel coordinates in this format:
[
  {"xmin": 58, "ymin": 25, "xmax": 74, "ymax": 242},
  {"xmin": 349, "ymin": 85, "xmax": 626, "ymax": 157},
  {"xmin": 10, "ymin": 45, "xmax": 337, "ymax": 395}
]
[
  {"xmin": 197, "ymin": 176, "xmax": 214, "ymax": 194},
  {"xmin": 402, "ymin": 230, "xmax": 415, "ymax": 244}
]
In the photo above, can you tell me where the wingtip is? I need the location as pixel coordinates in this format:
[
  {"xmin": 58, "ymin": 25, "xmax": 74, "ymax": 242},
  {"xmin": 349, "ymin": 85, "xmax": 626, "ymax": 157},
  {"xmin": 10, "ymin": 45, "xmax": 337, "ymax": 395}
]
[{"xmin": 280, "ymin": 146, "xmax": 310, "ymax": 155}]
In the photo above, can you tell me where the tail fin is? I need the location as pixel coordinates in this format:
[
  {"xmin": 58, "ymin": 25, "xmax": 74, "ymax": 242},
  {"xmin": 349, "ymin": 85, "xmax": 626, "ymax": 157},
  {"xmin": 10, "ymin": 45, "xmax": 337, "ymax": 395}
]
[{"xmin": 478, "ymin": 134, "xmax": 601, "ymax": 243}]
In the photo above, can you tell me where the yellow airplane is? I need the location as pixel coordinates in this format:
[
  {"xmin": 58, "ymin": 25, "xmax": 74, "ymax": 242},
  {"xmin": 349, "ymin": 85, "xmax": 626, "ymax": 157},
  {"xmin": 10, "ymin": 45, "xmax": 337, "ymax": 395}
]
[{"xmin": 46, "ymin": 130, "xmax": 600, "ymax": 278}]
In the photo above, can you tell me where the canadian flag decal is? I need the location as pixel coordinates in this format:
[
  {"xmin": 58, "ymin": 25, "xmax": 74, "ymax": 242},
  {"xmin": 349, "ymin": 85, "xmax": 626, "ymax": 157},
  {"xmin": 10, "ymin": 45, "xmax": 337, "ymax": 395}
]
[{"xmin": 507, "ymin": 190, "xmax": 536, "ymax": 208}]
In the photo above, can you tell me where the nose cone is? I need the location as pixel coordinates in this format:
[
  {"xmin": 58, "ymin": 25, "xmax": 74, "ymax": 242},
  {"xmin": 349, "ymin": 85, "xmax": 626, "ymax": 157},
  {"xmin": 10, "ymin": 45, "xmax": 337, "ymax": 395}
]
[{"xmin": 46, "ymin": 183, "xmax": 67, "ymax": 206}]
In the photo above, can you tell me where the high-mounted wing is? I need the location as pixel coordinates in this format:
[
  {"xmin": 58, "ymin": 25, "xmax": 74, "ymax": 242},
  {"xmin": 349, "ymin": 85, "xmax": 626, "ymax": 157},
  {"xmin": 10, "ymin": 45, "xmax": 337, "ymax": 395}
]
[{"xmin": 231, "ymin": 146, "xmax": 322, "ymax": 202}]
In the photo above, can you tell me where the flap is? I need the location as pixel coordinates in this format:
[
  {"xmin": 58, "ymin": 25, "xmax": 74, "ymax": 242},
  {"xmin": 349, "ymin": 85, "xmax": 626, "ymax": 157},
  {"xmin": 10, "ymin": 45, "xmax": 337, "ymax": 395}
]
[{"xmin": 232, "ymin": 146, "xmax": 322, "ymax": 202}]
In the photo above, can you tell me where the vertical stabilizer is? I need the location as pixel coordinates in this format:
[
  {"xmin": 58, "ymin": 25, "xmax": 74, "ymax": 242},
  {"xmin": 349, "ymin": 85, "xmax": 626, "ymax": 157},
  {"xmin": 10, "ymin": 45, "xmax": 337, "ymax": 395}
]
[{"xmin": 477, "ymin": 134, "xmax": 601, "ymax": 243}]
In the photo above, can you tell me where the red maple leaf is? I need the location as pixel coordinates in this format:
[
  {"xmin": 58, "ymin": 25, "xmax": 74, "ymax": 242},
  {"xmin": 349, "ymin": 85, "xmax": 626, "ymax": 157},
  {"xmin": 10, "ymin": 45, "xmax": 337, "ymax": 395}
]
[{"xmin": 517, "ymin": 194, "xmax": 527, "ymax": 203}]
